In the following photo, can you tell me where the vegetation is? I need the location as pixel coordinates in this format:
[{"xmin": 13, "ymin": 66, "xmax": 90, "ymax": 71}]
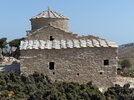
[
  {"xmin": 118, "ymin": 59, "xmax": 133, "ymax": 78},
  {"xmin": 0, "ymin": 38, "xmax": 7, "ymax": 49},
  {"xmin": 0, "ymin": 37, "xmax": 25, "ymax": 58},
  {"xmin": 0, "ymin": 38, "xmax": 7, "ymax": 55},
  {"xmin": 105, "ymin": 84, "xmax": 134, "ymax": 100},
  {"xmin": 0, "ymin": 72, "xmax": 133, "ymax": 100},
  {"xmin": 9, "ymin": 38, "xmax": 25, "ymax": 48},
  {"xmin": 0, "ymin": 72, "xmax": 105, "ymax": 100},
  {"xmin": 120, "ymin": 59, "xmax": 132, "ymax": 70},
  {"xmin": 118, "ymin": 70, "xmax": 134, "ymax": 78}
]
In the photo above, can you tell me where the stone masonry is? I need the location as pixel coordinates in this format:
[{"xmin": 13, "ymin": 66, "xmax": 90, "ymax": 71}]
[{"xmin": 20, "ymin": 8, "xmax": 118, "ymax": 88}]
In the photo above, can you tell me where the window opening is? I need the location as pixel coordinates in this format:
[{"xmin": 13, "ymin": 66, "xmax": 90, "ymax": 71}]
[
  {"xmin": 77, "ymin": 73, "xmax": 79, "ymax": 76},
  {"xmin": 117, "ymin": 68, "xmax": 121, "ymax": 71},
  {"xmin": 50, "ymin": 36, "xmax": 54, "ymax": 41},
  {"xmin": 104, "ymin": 60, "xmax": 109, "ymax": 65},
  {"xmin": 49, "ymin": 62, "xmax": 54, "ymax": 70}
]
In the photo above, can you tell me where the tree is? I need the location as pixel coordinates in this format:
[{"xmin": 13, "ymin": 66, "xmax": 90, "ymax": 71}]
[
  {"xmin": 8, "ymin": 37, "xmax": 25, "ymax": 58},
  {"xmin": 120, "ymin": 59, "xmax": 132, "ymax": 70},
  {"xmin": 9, "ymin": 38, "xmax": 25, "ymax": 48},
  {"xmin": 0, "ymin": 38, "xmax": 7, "ymax": 48},
  {"xmin": 0, "ymin": 38, "xmax": 7, "ymax": 55}
]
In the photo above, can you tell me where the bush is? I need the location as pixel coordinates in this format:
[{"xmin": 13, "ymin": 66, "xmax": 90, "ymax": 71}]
[
  {"xmin": 120, "ymin": 59, "xmax": 132, "ymax": 70},
  {"xmin": 118, "ymin": 70, "xmax": 134, "ymax": 78},
  {"xmin": 105, "ymin": 84, "xmax": 134, "ymax": 100},
  {"xmin": 0, "ymin": 72, "xmax": 133, "ymax": 100},
  {"xmin": 0, "ymin": 72, "xmax": 105, "ymax": 100}
]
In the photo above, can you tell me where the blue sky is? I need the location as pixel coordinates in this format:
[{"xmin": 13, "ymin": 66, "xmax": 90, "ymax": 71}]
[{"xmin": 0, "ymin": 0, "xmax": 134, "ymax": 45}]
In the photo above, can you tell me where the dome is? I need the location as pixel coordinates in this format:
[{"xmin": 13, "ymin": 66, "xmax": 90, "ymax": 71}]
[
  {"xmin": 31, "ymin": 8, "xmax": 68, "ymax": 19},
  {"xmin": 30, "ymin": 8, "xmax": 69, "ymax": 31}
]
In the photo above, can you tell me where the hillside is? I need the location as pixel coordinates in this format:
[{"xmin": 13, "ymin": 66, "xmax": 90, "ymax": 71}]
[{"xmin": 118, "ymin": 42, "xmax": 134, "ymax": 69}]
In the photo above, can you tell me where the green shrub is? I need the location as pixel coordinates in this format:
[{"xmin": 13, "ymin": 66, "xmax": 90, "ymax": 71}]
[
  {"xmin": 0, "ymin": 72, "xmax": 106, "ymax": 100},
  {"xmin": 120, "ymin": 59, "xmax": 132, "ymax": 70},
  {"xmin": 0, "ymin": 72, "xmax": 133, "ymax": 100},
  {"xmin": 105, "ymin": 84, "xmax": 134, "ymax": 100},
  {"xmin": 118, "ymin": 70, "xmax": 134, "ymax": 78}
]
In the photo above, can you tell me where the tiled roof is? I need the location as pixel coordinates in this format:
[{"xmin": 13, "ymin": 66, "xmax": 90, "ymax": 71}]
[
  {"xmin": 31, "ymin": 8, "xmax": 68, "ymax": 19},
  {"xmin": 20, "ymin": 39, "xmax": 118, "ymax": 50},
  {"xmin": 27, "ymin": 25, "xmax": 77, "ymax": 36}
]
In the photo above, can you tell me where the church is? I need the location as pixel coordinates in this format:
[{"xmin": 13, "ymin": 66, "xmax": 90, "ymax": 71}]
[{"xmin": 20, "ymin": 8, "xmax": 118, "ymax": 88}]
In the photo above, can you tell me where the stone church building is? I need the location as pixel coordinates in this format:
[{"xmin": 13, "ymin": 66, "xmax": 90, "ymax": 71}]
[{"xmin": 20, "ymin": 8, "xmax": 118, "ymax": 87}]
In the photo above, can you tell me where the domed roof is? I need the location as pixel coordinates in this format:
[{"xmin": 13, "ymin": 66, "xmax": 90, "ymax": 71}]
[{"xmin": 31, "ymin": 8, "xmax": 68, "ymax": 19}]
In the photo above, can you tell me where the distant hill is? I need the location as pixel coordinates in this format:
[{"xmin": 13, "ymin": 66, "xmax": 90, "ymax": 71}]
[
  {"xmin": 118, "ymin": 42, "xmax": 134, "ymax": 69},
  {"xmin": 119, "ymin": 42, "xmax": 134, "ymax": 50}
]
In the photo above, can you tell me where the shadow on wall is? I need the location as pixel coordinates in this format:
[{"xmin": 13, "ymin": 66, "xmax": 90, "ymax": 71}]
[{"xmin": 0, "ymin": 61, "xmax": 20, "ymax": 74}]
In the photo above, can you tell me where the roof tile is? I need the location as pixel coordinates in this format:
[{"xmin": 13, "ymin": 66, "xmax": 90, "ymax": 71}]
[{"xmin": 20, "ymin": 39, "xmax": 118, "ymax": 50}]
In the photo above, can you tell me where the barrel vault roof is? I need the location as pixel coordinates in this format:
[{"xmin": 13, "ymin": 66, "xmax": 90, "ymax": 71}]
[{"xmin": 20, "ymin": 39, "xmax": 118, "ymax": 50}]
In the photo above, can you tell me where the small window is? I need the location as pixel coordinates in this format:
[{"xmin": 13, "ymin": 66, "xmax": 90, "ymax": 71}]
[
  {"xmin": 50, "ymin": 36, "xmax": 54, "ymax": 41},
  {"xmin": 53, "ymin": 72, "xmax": 55, "ymax": 75},
  {"xmin": 77, "ymin": 73, "xmax": 79, "ymax": 76},
  {"xmin": 104, "ymin": 60, "xmax": 109, "ymax": 65},
  {"xmin": 49, "ymin": 62, "xmax": 54, "ymax": 70},
  {"xmin": 100, "ymin": 72, "xmax": 103, "ymax": 75},
  {"xmin": 117, "ymin": 68, "xmax": 121, "ymax": 71}
]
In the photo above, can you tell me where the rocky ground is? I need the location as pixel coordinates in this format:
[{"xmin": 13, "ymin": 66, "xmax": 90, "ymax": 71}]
[
  {"xmin": 115, "ymin": 75, "xmax": 134, "ymax": 88},
  {"xmin": 99, "ymin": 75, "xmax": 134, "ymax": 92},
  {"xmin": 0, "ymin": 55, "xmax": 20, "ymax": 73}
]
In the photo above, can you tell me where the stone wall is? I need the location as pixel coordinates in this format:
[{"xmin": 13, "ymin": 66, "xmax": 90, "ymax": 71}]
[
  {"xmin": 26, "ymin": 26, "xmax": 77, "ymax": 40},
  {"xmin": 20, "ymin": 47, "xmax": 118, "ymax": 88},
  {"xmin": 31, "ymin": 18, "xmax": 69, "ymax": 31}
]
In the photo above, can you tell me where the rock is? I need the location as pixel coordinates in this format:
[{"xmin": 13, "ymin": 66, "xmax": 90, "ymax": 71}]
[
  {"xmin": 0, "ymin": 56, "xmax": 20, "ymax": 74},
  {"xmin": 0, "ymin": 54, "xmax": 3, "ymax": 63}
]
